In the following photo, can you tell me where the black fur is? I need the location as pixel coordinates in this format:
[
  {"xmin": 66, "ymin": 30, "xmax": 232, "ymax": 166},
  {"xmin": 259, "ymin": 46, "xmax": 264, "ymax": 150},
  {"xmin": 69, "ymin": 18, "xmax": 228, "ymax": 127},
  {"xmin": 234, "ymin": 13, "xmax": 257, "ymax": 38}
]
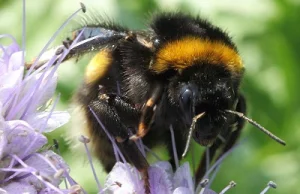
[
  {"xmin": 151, "ymin": 12, "xmax": 237, "ymax": 50},
  {"xmin": 70, "ymin": 12, "xmax": 245, "ymax": 184}
]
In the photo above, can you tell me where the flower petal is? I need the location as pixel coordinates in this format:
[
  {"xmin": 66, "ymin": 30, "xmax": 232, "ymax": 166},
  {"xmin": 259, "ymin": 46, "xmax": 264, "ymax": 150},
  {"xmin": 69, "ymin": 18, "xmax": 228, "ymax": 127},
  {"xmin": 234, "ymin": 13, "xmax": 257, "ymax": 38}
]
[
  {"xmin": 0, "ymin": 43, "xmax": 20, "ymax": 75},
  {"xmin": 149, "ymin": 164, "xmax": 173, "ymax": 194},
  {"xmin": 0, "ymin": 120, "xmax": 47, "ymax": 161},
  {"xmin": 152, "ymin": 161, "xmax": 174, "ymax": 183},
  {"xmin": 152, "ymin": 161, "xmax": 174, "ymax": 175},
  {"xmin": 173, "ymin": 162, "xmax": 194, "ymax": 193},
  {"xmin": 0, "ymin": 68, "xmax": 23, "ymax": 112},
  {"xmin": 1, "ymin": 182, "xmax": 37, "ymax": 194},
  {"xmin": 173, "ymin": 187, "xmax": 192, "ymax": 194},
  {"xmin": 202, "ymin": 189, "xmax": 218, "ymax": 194},
  {"xmin": 105, "ymin": 162, "xmax": 145, "ymax": 194},
  {"xmin": 9, "ymin": 51, "xmax": 24, "ymax": 71},
  {"xmin": 20, "ymin": 71, "xmax": 58, "ymax": 116},
  {"xmin": 25, "ymin": 111, "xmax": 70, "ymax": 133},
  {"xmin": 19, "ymin": 150, "xmax": 69, "ymax": 189}
]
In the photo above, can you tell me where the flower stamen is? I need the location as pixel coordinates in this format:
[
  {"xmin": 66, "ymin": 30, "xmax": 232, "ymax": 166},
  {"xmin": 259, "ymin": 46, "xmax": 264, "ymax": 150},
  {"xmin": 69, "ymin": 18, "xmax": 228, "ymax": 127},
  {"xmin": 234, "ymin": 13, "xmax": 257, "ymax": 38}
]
[
  {"xmin": 260, "ymin": 181, "xmax": 277, "ymax": 194},
  {"xmin": 79, "ymin": 135, "xmax": 102, "ymax": 191},
  {"xmin": 170, "ymin": 125, "xmax": 179, "ymax": 169},
  {"xmin": 219, "ymin": 181, "xmax": 236, "ymax": 194}
]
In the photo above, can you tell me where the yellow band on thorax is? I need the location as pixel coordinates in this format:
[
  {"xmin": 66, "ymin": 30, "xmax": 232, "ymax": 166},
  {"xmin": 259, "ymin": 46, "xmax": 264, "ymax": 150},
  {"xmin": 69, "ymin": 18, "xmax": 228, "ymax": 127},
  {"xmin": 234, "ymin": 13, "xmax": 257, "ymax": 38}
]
[{"xmin": 152, "ymin": 37, "xmax": 243, "ymax": 74}]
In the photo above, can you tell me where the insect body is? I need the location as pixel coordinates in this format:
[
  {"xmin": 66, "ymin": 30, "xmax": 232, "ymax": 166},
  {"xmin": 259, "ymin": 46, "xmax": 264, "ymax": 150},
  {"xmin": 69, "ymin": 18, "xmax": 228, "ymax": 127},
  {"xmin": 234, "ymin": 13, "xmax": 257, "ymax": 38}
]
[{"xmin": 63, "ymin": 12, "xmax": 285, "ymax": 184}]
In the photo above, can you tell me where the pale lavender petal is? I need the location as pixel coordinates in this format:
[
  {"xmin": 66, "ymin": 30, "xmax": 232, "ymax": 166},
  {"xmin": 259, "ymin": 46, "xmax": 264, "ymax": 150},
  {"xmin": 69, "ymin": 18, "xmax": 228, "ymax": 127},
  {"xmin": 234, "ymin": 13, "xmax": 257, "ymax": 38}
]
[
  {"xmin": 0, "ymin": 67, "xmax": 23, "ymax": 91},
  {"xmin": 39, "ymin": 188, "xmax": 70, "ymax": 194},
  {"xmin": 0, "ymin": 43, "xmax": 20, "ymax": 74},
  {"xmin": 202, "ymin": 189, "xmax": 218, "ymax": 194},
  {"xmin": 4, "ymin": 43, "xmax": 20, "ymax": 57},
  {"xmin": 148, "ymin": 165, "xmax": 173, "ymax": 194},
  {"xmin": 105, "ymin": 162, "xmax": 145, "ymax": 194},
  {"xmin": 173, "ymin": 187, "xmax": 192, "ymax": 194},
  {"xmin": 152, "ymin": 161, "xmax": 173, "ymax": 175},
  {"xmin": 20, "ymin": 71, "xmax": 58, "ymax": 116},
  {"xmin": 0, "ymin": 74, "xmax": 23, "ymax": 115},
  {"xmin": 8, "ymin": 51, "xmax": 24, "ymax": 71},
  {"xmin": 151, "ymin": 161, "xmax": 174, "ymax": 184},
  {"xmin": 173, "ymin": 162, "xmax": 194, "ymax": 193},
  {"xmin": 1, "ymin": 182, "xmax": 37, "ymax": 194},
  {"xmin": 32, "ymin": 72, "xmax": 58, "ymax": 110},
  {"xmin": 20, "ymin": 150, "xmax": 69, "ymax": 188},
  {"xmin": 0, "ymin": 60, "xmax": 7, "ymax": 75},
  {"xmin": 0, "ymin": 120, "xmax": 47, "ymax": 161},
  {"xmin": 0, "ymin": 102, "xmax": 5, "ymax": 124},
  {"xmin": 0, "ymin": 126, "xmax": 9, "ymax": 171},
  {"xmin": 0, "ymin": 87, "xmax": 16, "ymax": 115},
  {"xmin": 25, "ymin": 111, "xmax": 70, "ymax": 133}
]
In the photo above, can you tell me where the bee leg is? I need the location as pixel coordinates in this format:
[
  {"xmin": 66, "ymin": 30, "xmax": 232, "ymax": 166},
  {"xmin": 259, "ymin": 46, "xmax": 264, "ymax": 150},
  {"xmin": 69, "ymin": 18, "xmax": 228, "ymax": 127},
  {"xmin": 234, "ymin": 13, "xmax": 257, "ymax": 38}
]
[
  {"xmin": 130, "ymin": 84, "xmax": 164, "ymax": 140},
  {"xmin": 87, "ymin": 98, "xmax": 149, "ymax": 172},
  {"xmin": 195, "ymin": 94, "xmax": 246, "ymax": 183},
  {"xmin": 99, "ymin": 93, "xmax": 141, "ymax": 123},
  {"xmin": 90, "ymin": 96, "xmax": 151, "ymax": 193}
]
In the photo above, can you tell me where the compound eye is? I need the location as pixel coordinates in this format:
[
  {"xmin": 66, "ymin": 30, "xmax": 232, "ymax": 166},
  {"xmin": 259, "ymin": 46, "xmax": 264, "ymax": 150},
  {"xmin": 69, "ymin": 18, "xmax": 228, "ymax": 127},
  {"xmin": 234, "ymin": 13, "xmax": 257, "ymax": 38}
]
[
  {"xmin": 180, "ymin": 88, "xmax": 193, "ymax": 107},
  {"xmin": 153, "ymin": 38, "xmax": 160, "ymax": 47},
  {"xmin": 179, "ymin": 86, "xmax": 195, "ymax": 123}
]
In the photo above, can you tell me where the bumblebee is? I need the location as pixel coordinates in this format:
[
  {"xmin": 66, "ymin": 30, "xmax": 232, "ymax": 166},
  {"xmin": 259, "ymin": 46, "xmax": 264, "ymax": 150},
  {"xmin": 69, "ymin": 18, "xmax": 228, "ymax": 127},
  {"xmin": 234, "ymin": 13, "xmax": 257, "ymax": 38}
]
[{"xmin": 62, "ymin": 12, "xmax": 285, "ymax": 184}]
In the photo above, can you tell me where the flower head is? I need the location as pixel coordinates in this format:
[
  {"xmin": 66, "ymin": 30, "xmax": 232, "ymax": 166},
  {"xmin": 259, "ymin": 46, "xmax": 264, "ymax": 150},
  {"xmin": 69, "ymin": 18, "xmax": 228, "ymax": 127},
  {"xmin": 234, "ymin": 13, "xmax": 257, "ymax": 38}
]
[
  {"xmin": 103, "ymin": 160, "xmax": 219, "ymax": 194},
  {"xmin": 0, "ymin": 34, "xmax": 71, "ymax": 193},
  {"xmin": 0, "ymin": 3, "xmax": 86, "ymax": 193}
]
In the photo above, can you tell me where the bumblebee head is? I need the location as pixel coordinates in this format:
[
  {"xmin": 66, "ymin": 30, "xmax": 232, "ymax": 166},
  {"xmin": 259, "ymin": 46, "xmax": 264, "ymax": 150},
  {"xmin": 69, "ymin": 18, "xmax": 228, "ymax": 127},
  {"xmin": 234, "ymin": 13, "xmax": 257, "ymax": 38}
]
[
  {"xmin": 167, "ymin": 63, "xmax": 237, "ymax": 145},
  {"xmin": 150, "ymin": 13, "xmax": 244, "ymax": 145}
]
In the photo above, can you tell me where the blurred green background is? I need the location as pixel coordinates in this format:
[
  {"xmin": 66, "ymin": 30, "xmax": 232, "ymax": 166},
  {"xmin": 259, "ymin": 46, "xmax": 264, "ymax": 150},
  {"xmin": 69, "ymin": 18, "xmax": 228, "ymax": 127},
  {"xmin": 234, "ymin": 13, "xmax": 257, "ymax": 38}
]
[{"xmin": 1, "ymin": 0, "xmax": 299, "ymax": 193}]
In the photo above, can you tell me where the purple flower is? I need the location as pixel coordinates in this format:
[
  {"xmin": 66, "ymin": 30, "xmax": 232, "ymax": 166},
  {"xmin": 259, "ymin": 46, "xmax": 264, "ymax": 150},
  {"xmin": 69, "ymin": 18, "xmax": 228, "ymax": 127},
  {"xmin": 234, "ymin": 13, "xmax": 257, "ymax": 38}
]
[
  {"xmin": 105, "ymin": 162, "xmax": 146, "ymax": 193},
  {"xmin": 0, "ymin": 2, "xmax": 88, "ymax": 193},
  {"xmin": 103, "ymin": 161, "xmax": 217, "ymax": 194},
  {"xmin": 0, "ymin": 35, "xmax": 72, "ymax": 193}
]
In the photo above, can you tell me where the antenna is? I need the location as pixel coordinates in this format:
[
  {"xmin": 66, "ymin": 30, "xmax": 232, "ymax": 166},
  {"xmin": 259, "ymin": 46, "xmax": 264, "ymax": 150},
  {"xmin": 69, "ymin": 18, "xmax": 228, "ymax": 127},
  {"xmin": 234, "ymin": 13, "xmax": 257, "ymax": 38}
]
[
  {"xmin": 182, "ymin": 112, "xmax": 206, "ymax": 158},
  {"xmin": 225, "ymin": 110, "xmax": 286, "ymax": 146}
]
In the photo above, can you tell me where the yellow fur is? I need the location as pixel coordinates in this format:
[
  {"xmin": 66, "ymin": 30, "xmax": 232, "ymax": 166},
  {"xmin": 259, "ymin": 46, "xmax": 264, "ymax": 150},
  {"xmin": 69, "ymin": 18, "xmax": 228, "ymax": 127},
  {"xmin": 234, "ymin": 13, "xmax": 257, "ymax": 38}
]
[
  {"xmin": 85, "ymin": 50, "xmax": 112, "ymax": 83},
  {"xmin": 152, "ymin": 37, "xmax": 243, "ymax": 74}
]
